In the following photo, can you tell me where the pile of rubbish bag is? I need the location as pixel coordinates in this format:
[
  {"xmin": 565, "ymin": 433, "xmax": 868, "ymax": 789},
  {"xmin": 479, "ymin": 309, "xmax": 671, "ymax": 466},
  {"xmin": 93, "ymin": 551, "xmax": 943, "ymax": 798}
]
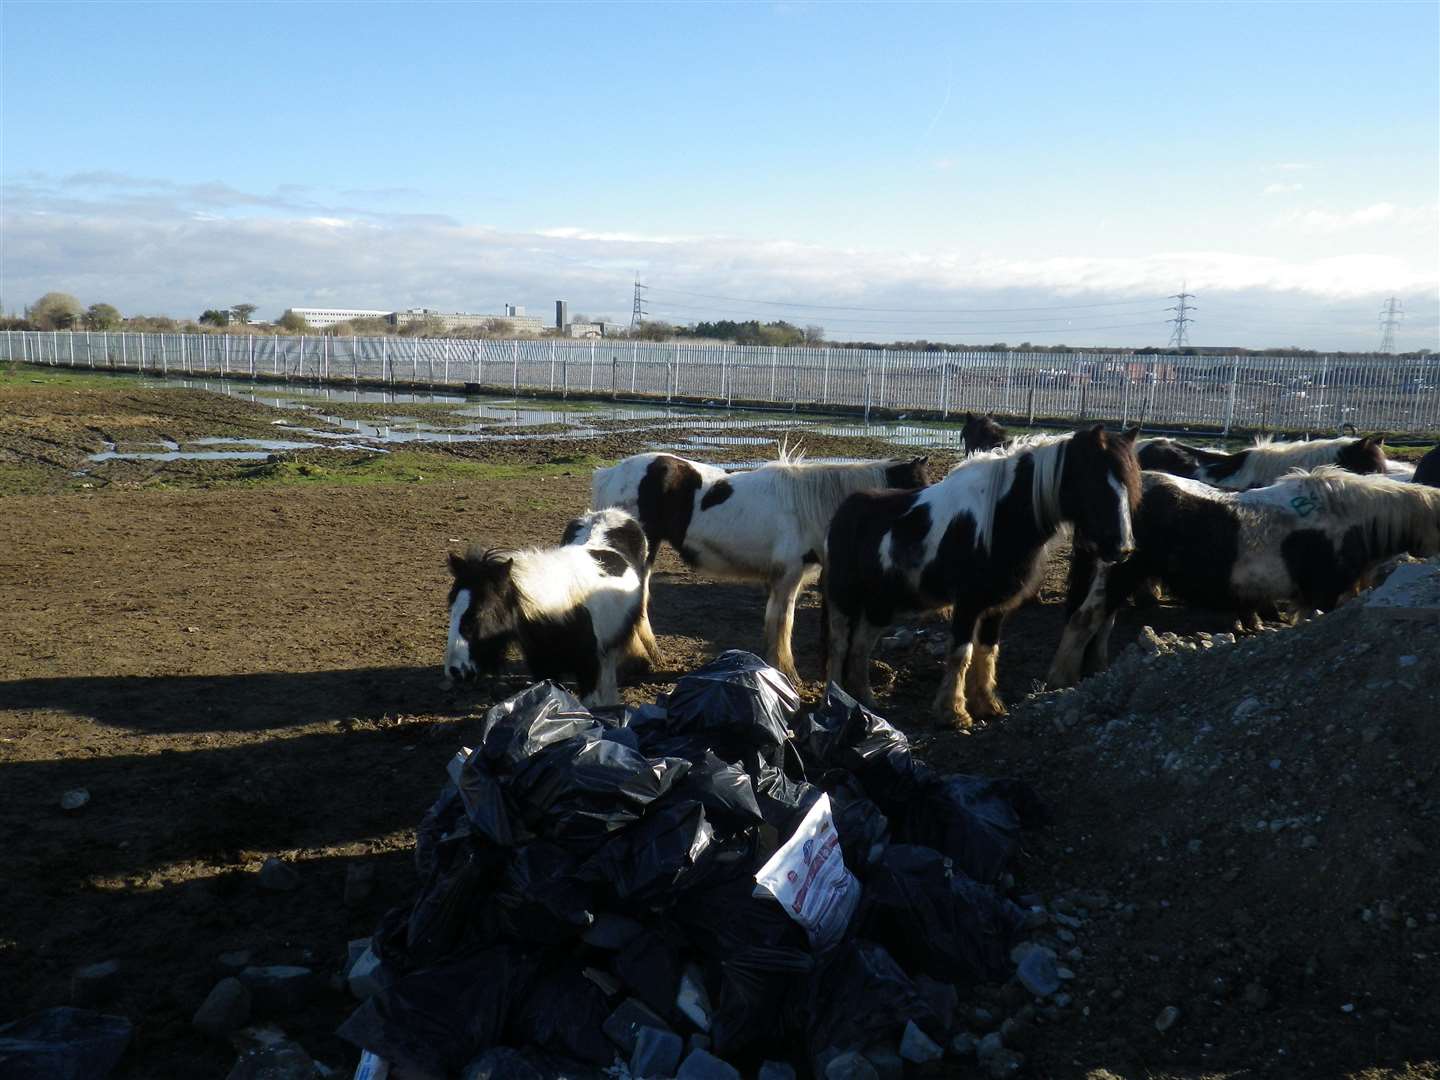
[{"xmin": 340, "ymin": 651, "xmax": 1045, "ymax": 1079}]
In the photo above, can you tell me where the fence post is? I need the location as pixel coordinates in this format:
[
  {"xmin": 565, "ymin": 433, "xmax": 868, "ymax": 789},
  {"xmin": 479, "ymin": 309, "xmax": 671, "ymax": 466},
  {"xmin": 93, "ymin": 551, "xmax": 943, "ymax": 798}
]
[
  {"xmin": 3, "ymin": 332, "xmax": 9, "ymax": 362},
  {"xmin": 612, "ymin": 356, "xmax": 618, "ymax": 399},
  {"xmin": 589, "ymin": 340, "xmax": 596, "ymax": 391},
  {"xmin": 721, "ymin": 345, "xmax": 729, "ymax": 406},
  {"xmin": 562, "ymin": 350, "xmax": 569, "ymax": 398},
  {"xmin": 121, "ymin": 332, "xmax": 128, "ymax": 368},
  {"xmin": 631, "ymin": 342, "xmax": 638, "ymax": 392},
  {"xmin": 412, "ymin": 339, "xmax": 418, "ymax": 384},
  {"xmin": 1222, "ymin": 353, "xmax": 1240, "ymax": 436},
  {"xmin": 863, "ymin": 361, "xmax": 872, "ymax": 422},
  {"xmin": 769, "ymin": 346, "xmax": 778, "ymax": 401},
  {"xmin": 1315, "ymin": 355, "xmax": 1329, "ymax": 436},
  {"xmin": 444, "ymin": 338, "xmax": 451, "ymax": 385},
  {"xmin": 549, "ymin": 340, "xmax": 556, "ymax": 391},
  {"xmin": 822, "ymin": 348, "xmax": 830, "ymax": 405}
]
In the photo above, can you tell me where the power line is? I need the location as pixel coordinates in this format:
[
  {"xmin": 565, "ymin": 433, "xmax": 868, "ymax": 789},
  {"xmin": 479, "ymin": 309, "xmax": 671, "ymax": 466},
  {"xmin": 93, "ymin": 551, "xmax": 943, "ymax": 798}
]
[
  {"xmin": 1166, "ymin": 284, "xmax": 1195, "ymax": 349},
  {"xmin": 645, "ymin": 299, "xmax": 1167, "ymax": 329},
  {"xmin": 645, "ymin": 286, "xmax": 1170, "ymax": 315},
  {"xmin": 1377, "ymin": 296, "xmax": 1403, "ymax": 354}
]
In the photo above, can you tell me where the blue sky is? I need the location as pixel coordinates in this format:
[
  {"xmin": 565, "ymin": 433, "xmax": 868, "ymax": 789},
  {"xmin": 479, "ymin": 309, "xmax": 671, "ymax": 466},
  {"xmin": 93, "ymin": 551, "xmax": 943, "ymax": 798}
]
[{"xmin": 3, "ymin": 1, "xmax": 1437, "ymax": 348}]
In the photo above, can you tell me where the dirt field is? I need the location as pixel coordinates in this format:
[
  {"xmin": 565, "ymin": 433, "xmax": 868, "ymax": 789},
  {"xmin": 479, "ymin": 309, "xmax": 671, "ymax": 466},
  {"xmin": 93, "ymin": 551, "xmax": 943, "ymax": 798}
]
[{"xmin": 2, "ymin": 370, "xmax": 1437, "ymax": 1079}]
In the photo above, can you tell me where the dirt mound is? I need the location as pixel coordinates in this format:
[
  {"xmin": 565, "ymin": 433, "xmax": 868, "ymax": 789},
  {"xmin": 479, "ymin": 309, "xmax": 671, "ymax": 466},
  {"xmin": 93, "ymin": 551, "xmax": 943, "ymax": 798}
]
[{"xmin": 986, "ymin": 561, "xmax": 1440, "ymax": 1077}]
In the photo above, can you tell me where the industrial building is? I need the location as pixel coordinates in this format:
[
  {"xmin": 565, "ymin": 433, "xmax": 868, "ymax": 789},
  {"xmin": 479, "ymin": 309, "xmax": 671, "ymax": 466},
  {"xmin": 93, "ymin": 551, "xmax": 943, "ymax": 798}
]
[
  {"xmin": 282, "ymin": 300, "xmax": 614, "ymax": 337},
  {"xmin": 387, "ymin": 306, "xmax": 547, "ymax": 334},
  {"xmin": 282, "ymin": 307, "xmax": 391, "ymax": 329}
]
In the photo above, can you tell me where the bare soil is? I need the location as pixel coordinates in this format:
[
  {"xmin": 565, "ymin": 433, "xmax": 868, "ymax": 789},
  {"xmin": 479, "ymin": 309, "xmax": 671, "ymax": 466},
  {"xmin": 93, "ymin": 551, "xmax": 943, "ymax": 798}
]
[{"xmin": 2, "ymin": 377, "xmax": 1437, "ymax": 1079}]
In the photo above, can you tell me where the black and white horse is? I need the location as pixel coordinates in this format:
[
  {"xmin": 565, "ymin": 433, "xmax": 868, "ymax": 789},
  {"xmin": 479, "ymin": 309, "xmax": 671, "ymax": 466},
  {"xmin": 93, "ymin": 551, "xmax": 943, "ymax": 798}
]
[
  {"xmin": 444, "ymin": 508, "xmax": 648, "ymax": 705},
  {"xmin": 1136, "ymin": 434, "xmax": 1386, "ymax": 490},
  {"xmin": 1413, "ymin": 445, "xmax": 1440, "ymax": 488},
  {"xmin": 591, "ymin": 447, "xmax": 929, "ymax": 683},
  {"xmin": 961, "ymin": 412, "xmax": 1007, "ymax": 457},
  {"xmin": 823, "ymin": 425, "xmax": 1140, "ymax": 728},
  {"xmin": 1048, "ymin": 467, "xmax": 1440, "ymax": 687}
]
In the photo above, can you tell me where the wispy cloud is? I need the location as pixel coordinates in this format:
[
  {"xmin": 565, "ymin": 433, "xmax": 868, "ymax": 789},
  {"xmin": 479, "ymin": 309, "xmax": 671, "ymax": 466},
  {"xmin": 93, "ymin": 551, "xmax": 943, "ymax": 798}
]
[
  {"xmin": 1263, "ymin": 182, "xmax": 1304, "ymax": 195},
  {"xmin": 1281, "ymin": 201, "xmax": 1436, "ymax": 233},
  {"xmin": 1268, "ymin": 162, "xmax": 1313, "ymax": 172}
]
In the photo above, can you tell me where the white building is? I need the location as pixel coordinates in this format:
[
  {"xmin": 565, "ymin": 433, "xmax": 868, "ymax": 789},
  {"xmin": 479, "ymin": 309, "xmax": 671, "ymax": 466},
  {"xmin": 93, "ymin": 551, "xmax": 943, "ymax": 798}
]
[{"xmin": 284, "ymin": 307, "xmax": 391, "ymax": 329}]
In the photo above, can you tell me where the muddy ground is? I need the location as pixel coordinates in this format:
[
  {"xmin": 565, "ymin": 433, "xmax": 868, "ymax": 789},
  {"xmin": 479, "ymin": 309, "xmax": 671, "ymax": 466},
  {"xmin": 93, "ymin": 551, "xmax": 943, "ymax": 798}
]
[{"xmin": 1, "ymin": 371, "xmax": 1437, "ymax": 1079}]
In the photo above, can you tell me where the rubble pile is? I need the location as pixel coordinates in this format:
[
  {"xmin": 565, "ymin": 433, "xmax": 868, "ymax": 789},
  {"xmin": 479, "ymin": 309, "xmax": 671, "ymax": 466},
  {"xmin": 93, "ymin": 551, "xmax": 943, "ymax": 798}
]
[{"xmin": 339, "ymin": 652, "xmax": 1047, "ymax": 1079}]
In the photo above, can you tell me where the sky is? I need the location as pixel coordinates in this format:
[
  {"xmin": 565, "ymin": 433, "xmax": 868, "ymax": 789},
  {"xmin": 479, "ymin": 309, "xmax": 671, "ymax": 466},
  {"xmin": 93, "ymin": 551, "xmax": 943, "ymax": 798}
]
[{"xmin": 2, "ymin": 1, "xmax": 1437, "ymax": 350}]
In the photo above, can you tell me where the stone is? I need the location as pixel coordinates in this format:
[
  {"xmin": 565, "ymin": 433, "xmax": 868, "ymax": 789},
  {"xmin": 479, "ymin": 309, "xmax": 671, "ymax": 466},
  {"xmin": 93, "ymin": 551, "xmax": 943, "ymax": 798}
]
[
  {"xmin": 238, "ymin": 965, "xmax": 318, "ymax": 1015},
  {"xmin": 972, "ymin": 1005, "xmax": 997, "ymax": 1027},
  {"xmin": 976, "ymin": 1032, "xmax": 1005, "ymax": 1061},
  {"xmin": 899, "ymin": 1020, "xmax": 943, "ymax": 1063},
  {"xmin": 1016, "ymin": 949, "xmax": 1062, "ymax": 997},
  {"xmin": 603, "ymin": 997, "xmax": 671, "ymax": 1056},
  {"xmin": 60, "ymin": 788, "xmax": 90, "ymax": 812},
  {"xmin": 71, "ymin": 959, "xmax": 122, "ymax": 1005},
  {"xmin": 1233, "ymin": 696, "xmax": 1263, "ymax": 721},
  {"xmin": 677, "ymin": 1048, "xmax": 742, "ymax": 1080},
  {"xmin": 986, "ymin": 1049, "xmax": 1026, "ymax": 1079},
  {"xmin": 688, "ymin": 1034, "xmax": 712, "ymax": 1054},
  {"xmin": 913, "ymin": 975, "xmax": 959, "ymax": 1032},
  {"xmin": 1000, "ymin": 1015, "xmax": 1035, "ymax": 1051},
  {"xmin": 257, "ymin": 857, "xmax": 300, "ymax": 893},
  {"xmin": 224, "ymin": 1038, "xmax": 317, "ymax": 1080},
  {"xmin": 218, "ymin": 950, "xmax": 253, "ymax": 971},
  {"xmin": 193, "ymin": 977, "xmax": 252, "ymax": 1038},
  {"xmin": 758, "ymin": 1063, "xmax": 797, "ymax": 1080},
  {"xmin": 1243, "ymin": 982, "xmax": 1272, "ymax": 1010},
  {"xmin": 344, "ymin": 863, "xmax": 375, "ymax": 906},
  {"xmin": 863, "ymin": 1044, "xmax": 903, "ymax": 1080},
  {"xmin": 1154, "ymin": 1005, "xmax": 1181, "ymax": 1032},
  {"xmin": 631, "ymin": 1026, "xmax": 684, "ymax": 1079},
  {"xmin": 950, "ymin": 1032, "xmax": 977, "ymax": 1057},
  {"xmin": 347, "ymin": 946, "xmax": 385, "ymax": 1000},
  {"xmin": 823, "ymin": 1051, "xmax": 880, "ymax": 1080},
  {"xmin": 676, "ymin": 962, "xmax": 713, "ymax": 1032},
  {"xmin": 461, "ymin": 1047, "xmax": 544, "ymax": 1080}
]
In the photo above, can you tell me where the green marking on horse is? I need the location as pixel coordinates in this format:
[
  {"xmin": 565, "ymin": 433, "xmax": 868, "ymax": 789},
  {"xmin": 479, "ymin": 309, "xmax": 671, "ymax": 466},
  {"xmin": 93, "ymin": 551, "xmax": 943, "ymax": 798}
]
[{"xmin": 1290, "ymin": 493, "xmax": 1322, "ymax": 518}]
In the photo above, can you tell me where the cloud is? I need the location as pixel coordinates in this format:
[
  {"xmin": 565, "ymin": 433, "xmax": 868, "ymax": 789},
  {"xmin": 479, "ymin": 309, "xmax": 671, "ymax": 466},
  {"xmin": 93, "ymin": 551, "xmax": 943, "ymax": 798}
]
[
  {"xmin": 2, "ymin": 171, "xmax": 1435, "ymax": 349},
  {"xmin": 1268, "ymin": 162, "xmax": 1313, "ymax": 172},
  {"xmin": 1282, "ymin": 201, "xmax": 1437, "ymax": 233},
  {"xmin": 1263, "ymin": 182, "xmax": 1304, "ymax": 195}
]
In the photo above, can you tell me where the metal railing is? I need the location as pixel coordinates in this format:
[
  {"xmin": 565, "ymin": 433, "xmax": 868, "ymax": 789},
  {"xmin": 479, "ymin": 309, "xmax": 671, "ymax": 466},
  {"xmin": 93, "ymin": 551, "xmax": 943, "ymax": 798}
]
[{"xmin": 7, "ymin": 330, "xmax": 1439, "ymax": 436}]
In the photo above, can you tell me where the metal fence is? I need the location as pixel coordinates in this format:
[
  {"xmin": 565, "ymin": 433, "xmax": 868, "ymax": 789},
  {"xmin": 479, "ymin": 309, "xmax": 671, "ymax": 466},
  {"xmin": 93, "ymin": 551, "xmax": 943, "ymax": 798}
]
[{"xmin": 7, "ymin": 330, "xmax": 1439, "ymax": 436}]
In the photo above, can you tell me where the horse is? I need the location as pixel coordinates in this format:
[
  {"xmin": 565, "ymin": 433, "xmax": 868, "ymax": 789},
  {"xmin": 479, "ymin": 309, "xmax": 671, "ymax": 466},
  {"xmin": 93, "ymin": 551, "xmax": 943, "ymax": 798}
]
[
  {"xmin": 590, "ymin": 446, "xmax": 929, "ymax": 683},
  {"xmin": 1414, "ymin": 445, "xmax": 1440, "ymax": 488},
  {"xmin": 1136, "ymin": 434, "xmax": 1386, "ymax": 490},
  {"xmin": 1047, "ymin": 467, "xmax": 1440, "ymax": 687},
  {"xmin": 443, "ymin": 508, "xmax": 648, "ymax": 705},
  {"xmin": 961, "ymin": 412, "xmax": 1007, "ymax": 457},
  {"xmin": 822, "ymin": 424, "xmax": 1140, "ymax": 729}
]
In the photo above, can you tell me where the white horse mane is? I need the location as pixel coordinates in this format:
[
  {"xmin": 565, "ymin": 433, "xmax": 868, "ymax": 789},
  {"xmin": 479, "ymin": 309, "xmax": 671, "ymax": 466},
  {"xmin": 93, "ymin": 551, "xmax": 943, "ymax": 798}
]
[
  {"xmin": 942, "ymin": 433, "xmax": 1069, "ymax": 551},
  {"xmin": 1272, "ymin": 466, "xmax": 1440, "ymax": 555}
]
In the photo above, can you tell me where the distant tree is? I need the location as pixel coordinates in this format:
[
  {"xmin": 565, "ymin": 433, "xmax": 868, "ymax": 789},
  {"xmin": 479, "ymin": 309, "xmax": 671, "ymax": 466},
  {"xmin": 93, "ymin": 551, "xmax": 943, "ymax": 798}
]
[
  {"xmin": 803, "ymin": 324, "xmax": 825, "ymax": 345},
  {"xmin": 398, "ymin": 314, "xmax": 445, "ymax": 337},
  {"xmin": 83, "ymin": 303, "xmax": 122, "ymax": 330},
  {"xmin": 0, "ymin": 315, "xmax": 35, "ymax": 331},
  {"xmin": 229, "ymin": 303, "xmax": 257, "ymax": 325},
  {"xmin": 633, "ymin": 320, "xmax": 675, "ymax": 342},
  {"xmin": 350, "ymin": 316, "xmax": 392, "ymax": 335},
  {"xmin": 276, "ymin": 310, "xmax": 311, "ymax": 332},
  {"xmin": 29, "ymin": 292, "xmax": 83, "ymax": 330},
  {"xmin": 199, "ymin": 309, "xmax": 230, "ymax": 327}
]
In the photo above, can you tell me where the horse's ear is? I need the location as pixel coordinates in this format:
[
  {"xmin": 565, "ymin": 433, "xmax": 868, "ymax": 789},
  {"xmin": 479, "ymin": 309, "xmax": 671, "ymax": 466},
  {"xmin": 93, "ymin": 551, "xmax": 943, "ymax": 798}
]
[
  {"xmin": 447, "ymin": 550, "xmax": 467, "ymax": 578},
  {"xmin": 1121, "ymin": 425, "xmax": 1141, "ymax": 445},
  {"xmin": 913, "ymin": 455, "xmax": 928, "ymax": 466},
  {"xmin": 964, "ymin": 411, "xmax": 975, "ymax": 421}
]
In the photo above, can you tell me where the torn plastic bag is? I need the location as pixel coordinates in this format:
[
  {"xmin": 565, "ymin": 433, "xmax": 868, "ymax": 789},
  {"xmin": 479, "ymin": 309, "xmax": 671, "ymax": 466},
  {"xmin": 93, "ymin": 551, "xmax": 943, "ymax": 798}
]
[
  {"xmin": 889, "ymin": 773, "xmax": 1038, "ymax": 885},
  {"xmin": 338, "ymin": 946, "xmax": 535, "ymax": 1080},
  {"xmin": 825, "ymin": 779, "xmax": 890, "ymax": 875},
  {"xmin": 0, "ymin": 1007, "xmax": 132, "ymax": 1080},
  {"xmin": 670, "ymin": 751, "xmax": 765, "ymax": 829},
  {"xmin": 508, "ymin": 968, "xmax": 614, "ymax": 1065},
  {"xmin": 860, "ymin": 844, "xmax": 1025, "ymax": 983},
  {"xmin": 584, "ymin": 800, "xmax": 715, "ymax": 903},
  {"xmin": 752, "ymin": 766, "xmax": 821, "ymax": 834},
  {"xmin": 489, "ymin": 841, "xmax": 595, "ymax": 944},
  {"xmin": 753, "ymin": 793, "xmax": 861, "ymax": 951},
  {"xmin": 663, "ymin": 651, "xmax": 800, "ymax": 754},
  {"xmin": 508, "ymin": 731, "xmax": 690, "ymax": 849},
  {"xmin": 803, "ymin": 940, "xmax": 938, "ymax": 1069},
  {"xmin": 478, "ymin": 682, "xmax": 598, "ymax": 771}
]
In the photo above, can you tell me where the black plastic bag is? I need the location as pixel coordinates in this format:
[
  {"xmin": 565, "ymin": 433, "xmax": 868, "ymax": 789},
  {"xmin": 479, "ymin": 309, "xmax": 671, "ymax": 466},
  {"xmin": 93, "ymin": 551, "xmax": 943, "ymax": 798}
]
[
  {"xmin": 663, "ymin": 651, "xmax": 799, "ymax": 754},
  {"xmin": 489, "ymin": 841, "xmax": 596, "ymax": 944},
  {"xmin": 479, "ymin": 682, "xmax": 598, "ymax": 771},
  {"xmin": 860, "ymin": 844, "xmax": 1024, "ymax": 983},
  {"xmin": 794, "ymin": 684, "xmax": 922, "ymax": 796},
  {"xmin": 0, "ymin": 1008, "xmax": 132, "ymax": 1080},
  {"xmin": 826, "ymin": 778, "xmax": 890, "ymax": 875},
  {"xmin": 752, "ymin": 766, "xmax": 821, "ymax": 835},
  {"xmin": 509, "ymin": 732, "xmax": 690, "ymax": 849},
  {"xmin": 612, "ymin": 925, "xmax": 686, "ymax": 1021},
  {"xmin": 508, "ymin": 968, "xmax": 614, "ymax": 1065},
  {"xmin": 584, "ymin": 800, "xmax": 715, "ymax": 902},
  {"xmin": 338, "ymin": 946, "xmax": 535, "ymax": 1078},
  {"xmin": 890, "ymin": 773, "xmax": 1035, "ymax": 885},
  {"xmin": 671, "ymin": 751, "xmax": 765, "ymax": 829},
  {"xmin": 455, "ymin": 756, "xmax": 523, "ymax": 848},
  {"xmin": 803, "ymin": 940, "xmax": 938, "ymax": 1069},
  {"xmin": 405, "ymin": 840, "xmax": 508, "ymax": 967}
]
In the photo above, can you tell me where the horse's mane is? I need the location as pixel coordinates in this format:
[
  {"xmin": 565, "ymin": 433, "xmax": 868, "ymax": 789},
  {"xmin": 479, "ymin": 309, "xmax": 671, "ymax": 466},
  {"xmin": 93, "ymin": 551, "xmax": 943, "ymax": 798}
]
[
  {"xmin": 1275, "ymin": 466, "xmax": 1440, "ymax": 557},
  {"xmin": 941, "ymin": 433, "xmax": 1070, "ymax": 551},
  {"xmin": 757, "ymin": 453, "xmax": 911, "ymax": 536},
  {"xmin": 1241, "ymin": 437, "xmax": 1364, "ymax": 481}
]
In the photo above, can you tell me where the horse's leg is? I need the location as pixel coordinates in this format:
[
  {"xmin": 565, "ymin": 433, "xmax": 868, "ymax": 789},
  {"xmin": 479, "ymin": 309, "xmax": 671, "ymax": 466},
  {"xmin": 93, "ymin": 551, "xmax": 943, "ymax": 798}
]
[
  {"xmin": 1081, "ymin": 611, "xmax": 1118, "ymax": 676},
  {"xmin": 1047, "ymin": 560, "xmax": 1112, "ymax": 688},
  {"xmin": 764, "ymin": 563, "xmax": 807, "ymax": 684},
  {"xmin": 588, "ymin": 651, "xmax": 620, "ymax": 707},
  {"xmin": 846, "ymin": 621, "xmax": 885, "ymax": 708},
  {"xmin": 966, "ymin": 612, "xmax": 1007, "ymax": 720},
  {"xmin": 933, "ymin": 607, "xmax": 982, "ymax": 729}
]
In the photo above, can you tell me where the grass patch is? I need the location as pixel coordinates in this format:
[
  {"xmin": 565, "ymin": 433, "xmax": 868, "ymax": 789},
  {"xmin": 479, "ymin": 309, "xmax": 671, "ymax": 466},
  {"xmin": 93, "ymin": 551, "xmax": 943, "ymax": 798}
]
[
  {"xmin": 0, "ymin": 362, "xmax": 180, "ymax": 393},
  {"xmin": 225, "ymin": 450, "xmax": 607, "ymax": 489}
]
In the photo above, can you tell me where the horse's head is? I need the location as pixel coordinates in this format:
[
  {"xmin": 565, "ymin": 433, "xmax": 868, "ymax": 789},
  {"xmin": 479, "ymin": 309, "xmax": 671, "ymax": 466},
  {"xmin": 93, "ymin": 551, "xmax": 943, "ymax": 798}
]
[
  {"xmin": 444, "ymin": 547, "xmax": 517, "ymax": 684},
  {"xmin": 1063, "ymin": 424, "xmax": 1141, "ymax": 563},
  {"xmin": 1335, "ymin": 434, "xmax": 1387, "ymax": 476},
  {"xmin": 1135, "ymin": 437, "xmax": 1198, "ymax": 478},
  {"xmin": 885, "ymin": 456, "xmax": 930, "ymax": 489},
  {"xmin": 962, "ymin": 413, "xmax": 1006, "ymax": 456}
]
